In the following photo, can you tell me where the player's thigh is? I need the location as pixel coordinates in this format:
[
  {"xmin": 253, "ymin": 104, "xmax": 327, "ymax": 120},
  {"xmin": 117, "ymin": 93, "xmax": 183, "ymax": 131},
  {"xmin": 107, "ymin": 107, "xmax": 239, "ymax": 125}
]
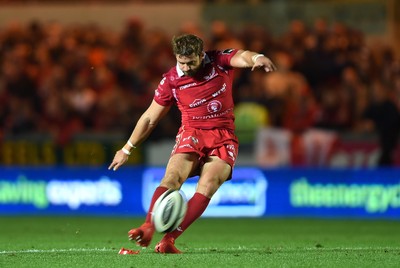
[
  {"xmin": 161, "ymin": 152, "xmax": 200, "ymax": 189},
  {"xmin": 196, "ymin": 156, "xmax": 232, "ymax": 198}
]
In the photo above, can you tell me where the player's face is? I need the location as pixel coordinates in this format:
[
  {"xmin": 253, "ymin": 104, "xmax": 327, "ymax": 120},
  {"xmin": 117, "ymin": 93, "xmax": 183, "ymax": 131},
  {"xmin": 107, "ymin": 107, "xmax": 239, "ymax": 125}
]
[{"xmin": 176, "ymin": 53, "xmax": 202, "ymax": 76}]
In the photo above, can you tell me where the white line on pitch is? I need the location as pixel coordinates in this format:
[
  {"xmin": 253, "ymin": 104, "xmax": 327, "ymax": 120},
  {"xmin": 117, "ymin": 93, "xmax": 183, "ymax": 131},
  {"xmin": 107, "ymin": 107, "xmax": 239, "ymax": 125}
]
[
  {"xmin": 0, "ymin": 248, "xmax": 115, "ymax": 254},
  {"xmin": 193, "ymin": 246, "xmax": 400, "ymax": 252},
  {"xmin": 1, "ymin": 246, "xmax": 399, "ymax": 255}
]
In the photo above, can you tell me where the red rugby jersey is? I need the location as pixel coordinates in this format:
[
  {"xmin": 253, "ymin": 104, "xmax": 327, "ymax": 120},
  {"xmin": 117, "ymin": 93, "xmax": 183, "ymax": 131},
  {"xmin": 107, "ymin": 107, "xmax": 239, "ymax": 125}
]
[{"xmin": 154, "ymin": 49, "xmax": 239, "ymax": 131}]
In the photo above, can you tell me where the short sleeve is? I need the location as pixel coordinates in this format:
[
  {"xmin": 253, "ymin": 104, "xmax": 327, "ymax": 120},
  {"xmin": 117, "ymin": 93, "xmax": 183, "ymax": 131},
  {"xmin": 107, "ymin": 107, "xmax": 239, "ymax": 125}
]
[
  {"xmin": 215, "ymin": 49, "xmax": 239, "ymax": 68},
  {"xmin": 154, "ymin": 76, "xmax": 174, "ymax": 106}
]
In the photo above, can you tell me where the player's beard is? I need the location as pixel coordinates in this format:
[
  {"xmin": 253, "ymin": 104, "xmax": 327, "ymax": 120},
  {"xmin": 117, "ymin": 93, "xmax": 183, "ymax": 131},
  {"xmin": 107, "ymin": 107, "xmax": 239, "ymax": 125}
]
[
  {"xmin": 183, "ymin": 70, "xmax": 196, "ymax": 77},
  {"xmin": 183, "ymin": 64, "xmax": 201, "ymax": 77}
]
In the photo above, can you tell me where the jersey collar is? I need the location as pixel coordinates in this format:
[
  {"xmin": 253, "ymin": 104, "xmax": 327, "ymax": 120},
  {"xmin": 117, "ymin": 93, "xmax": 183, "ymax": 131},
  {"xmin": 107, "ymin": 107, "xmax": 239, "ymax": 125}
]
[{"xmin": 176, "ymin": 64, "xmax": 185, "ymax": 77}]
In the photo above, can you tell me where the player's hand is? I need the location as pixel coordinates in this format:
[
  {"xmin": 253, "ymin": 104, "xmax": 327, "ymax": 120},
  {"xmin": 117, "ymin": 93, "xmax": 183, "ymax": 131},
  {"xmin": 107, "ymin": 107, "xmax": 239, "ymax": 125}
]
[
  {"xmin": 108, "ymin": 149, "xmax": 129, "ymax": 171},
  {"xmin": 252, "ymin": 56, "xmax": 277, "ymax": 72}
]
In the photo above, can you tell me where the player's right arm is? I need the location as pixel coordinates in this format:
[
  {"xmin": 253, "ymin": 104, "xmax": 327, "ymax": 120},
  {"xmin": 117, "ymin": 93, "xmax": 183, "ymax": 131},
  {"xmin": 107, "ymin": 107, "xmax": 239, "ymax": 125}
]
[{"xmin": 108, "ymin": 100, "xmax": 171, "ymax": 171}]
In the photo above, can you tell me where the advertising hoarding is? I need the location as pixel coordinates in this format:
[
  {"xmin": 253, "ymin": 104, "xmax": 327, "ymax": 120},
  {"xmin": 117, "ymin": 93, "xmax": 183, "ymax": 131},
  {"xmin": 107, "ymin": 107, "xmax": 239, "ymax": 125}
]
[{"xmin": 0, "ymin": 166, "xmax": 399, "ymax": 219}]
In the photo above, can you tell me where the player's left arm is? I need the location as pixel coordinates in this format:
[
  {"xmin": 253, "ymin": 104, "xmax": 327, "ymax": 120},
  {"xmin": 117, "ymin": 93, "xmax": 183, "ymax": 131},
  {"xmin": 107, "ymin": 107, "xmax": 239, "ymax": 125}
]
[{"xmin": 230, "ymin": 49, "xmax": 276, "ymax": 72}]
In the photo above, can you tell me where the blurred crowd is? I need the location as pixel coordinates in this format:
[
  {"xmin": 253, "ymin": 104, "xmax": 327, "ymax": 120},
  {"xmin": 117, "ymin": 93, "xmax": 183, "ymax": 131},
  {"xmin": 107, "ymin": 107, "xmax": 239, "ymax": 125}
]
[{"xmin": 0, "ymin": 18, "xmax": 399, "ymax": 149}]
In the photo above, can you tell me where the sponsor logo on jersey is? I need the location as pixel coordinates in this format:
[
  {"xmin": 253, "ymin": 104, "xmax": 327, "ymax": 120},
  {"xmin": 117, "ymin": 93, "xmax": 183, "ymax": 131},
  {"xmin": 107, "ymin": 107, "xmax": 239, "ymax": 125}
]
[
  {"xmin": 189, "ymin": 98, "xmax": 206, "ymax": 108},
  {"xmin": 204, "ymin": 67, "xmax": 218, "ymax": 81},
  {"xmin": 179, "ymin": 82, "xmax": 197, "ymax": 90},
  {"xmin": 192, "ymin": 108, "xmax": 232, "ymax": 120},
  {"xmin": 207, "ymin": 100, "xmax": 222, "ymax": 113},
  {"xmin": 222, "ymin": 48, "xmax": 234, "ymax": 54},
  {"xmin": 212, "ymin": 83, "xmax": 226, "ymax": 98}
]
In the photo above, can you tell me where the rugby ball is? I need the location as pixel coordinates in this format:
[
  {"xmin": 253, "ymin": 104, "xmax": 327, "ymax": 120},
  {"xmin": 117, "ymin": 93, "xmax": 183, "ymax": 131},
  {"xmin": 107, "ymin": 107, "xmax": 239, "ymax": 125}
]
[{"xmin": 151, "ymin": 189, "xmax": 187, "ymax": 233}]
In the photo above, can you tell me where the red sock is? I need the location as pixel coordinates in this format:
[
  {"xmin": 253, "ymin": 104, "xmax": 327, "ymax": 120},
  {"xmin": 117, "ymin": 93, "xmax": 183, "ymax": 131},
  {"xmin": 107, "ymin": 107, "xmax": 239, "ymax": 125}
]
[
  {"xmin": 145, "ymin": 186, "xmax": 168, "ymax": 223},
  {"xmin": 166, "ymin": 192, "xmax": 210, "ymax": 240}
]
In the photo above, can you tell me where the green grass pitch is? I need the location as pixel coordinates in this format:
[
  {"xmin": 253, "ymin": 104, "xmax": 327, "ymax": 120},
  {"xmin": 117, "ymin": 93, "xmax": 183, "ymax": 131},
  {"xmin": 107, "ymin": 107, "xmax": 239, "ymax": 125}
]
[{"xmin": 0, "ymin": 217, "xmax": 399, "ymax": 267}]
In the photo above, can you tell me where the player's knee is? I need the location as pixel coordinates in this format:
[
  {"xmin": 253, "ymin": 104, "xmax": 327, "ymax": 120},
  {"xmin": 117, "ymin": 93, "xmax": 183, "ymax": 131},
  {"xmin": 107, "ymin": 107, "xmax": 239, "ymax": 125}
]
[
  {"xmin": 197, "ymin": 176, "xmax": 223, "ymax": 198},
  {"xmin": 160, "ymin": 173, "xmax": 184, "ymax": 190}
]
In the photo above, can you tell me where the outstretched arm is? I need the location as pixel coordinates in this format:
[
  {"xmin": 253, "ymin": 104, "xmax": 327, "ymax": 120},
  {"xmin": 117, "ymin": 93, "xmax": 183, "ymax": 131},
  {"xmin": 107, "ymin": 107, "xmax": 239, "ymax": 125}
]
[
  {"xmin": 108, "ymin": 100, "xmax": 171, "ymax": 171},
  {"xmin": 230, "ymin": 49, "xmax": 276, "ymax": 72}
]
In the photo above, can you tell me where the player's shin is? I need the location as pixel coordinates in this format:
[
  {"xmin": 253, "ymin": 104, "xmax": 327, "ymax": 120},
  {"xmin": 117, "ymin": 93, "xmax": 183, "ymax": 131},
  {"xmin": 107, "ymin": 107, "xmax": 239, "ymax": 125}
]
[
  {"xmin": 164, "ymin": 192, "xmax": 210, "ymax": 240},
  {"xmin": 146, "ymin": 186, "xmax": 169, "ymax": 223}
]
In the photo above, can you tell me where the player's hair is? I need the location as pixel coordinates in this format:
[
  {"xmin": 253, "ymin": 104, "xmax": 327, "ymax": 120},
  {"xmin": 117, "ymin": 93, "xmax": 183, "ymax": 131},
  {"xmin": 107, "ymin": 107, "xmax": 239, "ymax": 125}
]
[{"xmin": 172, "ymin": 34, "xmax": 203, "ymax": 56}]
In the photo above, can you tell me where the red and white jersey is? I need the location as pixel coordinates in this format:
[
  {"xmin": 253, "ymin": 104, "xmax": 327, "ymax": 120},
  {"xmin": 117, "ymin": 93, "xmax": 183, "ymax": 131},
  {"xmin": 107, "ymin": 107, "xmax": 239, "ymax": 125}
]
[{"xmin": 154, "ymin": 49, "xmax": 239, "ymax": 131}]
